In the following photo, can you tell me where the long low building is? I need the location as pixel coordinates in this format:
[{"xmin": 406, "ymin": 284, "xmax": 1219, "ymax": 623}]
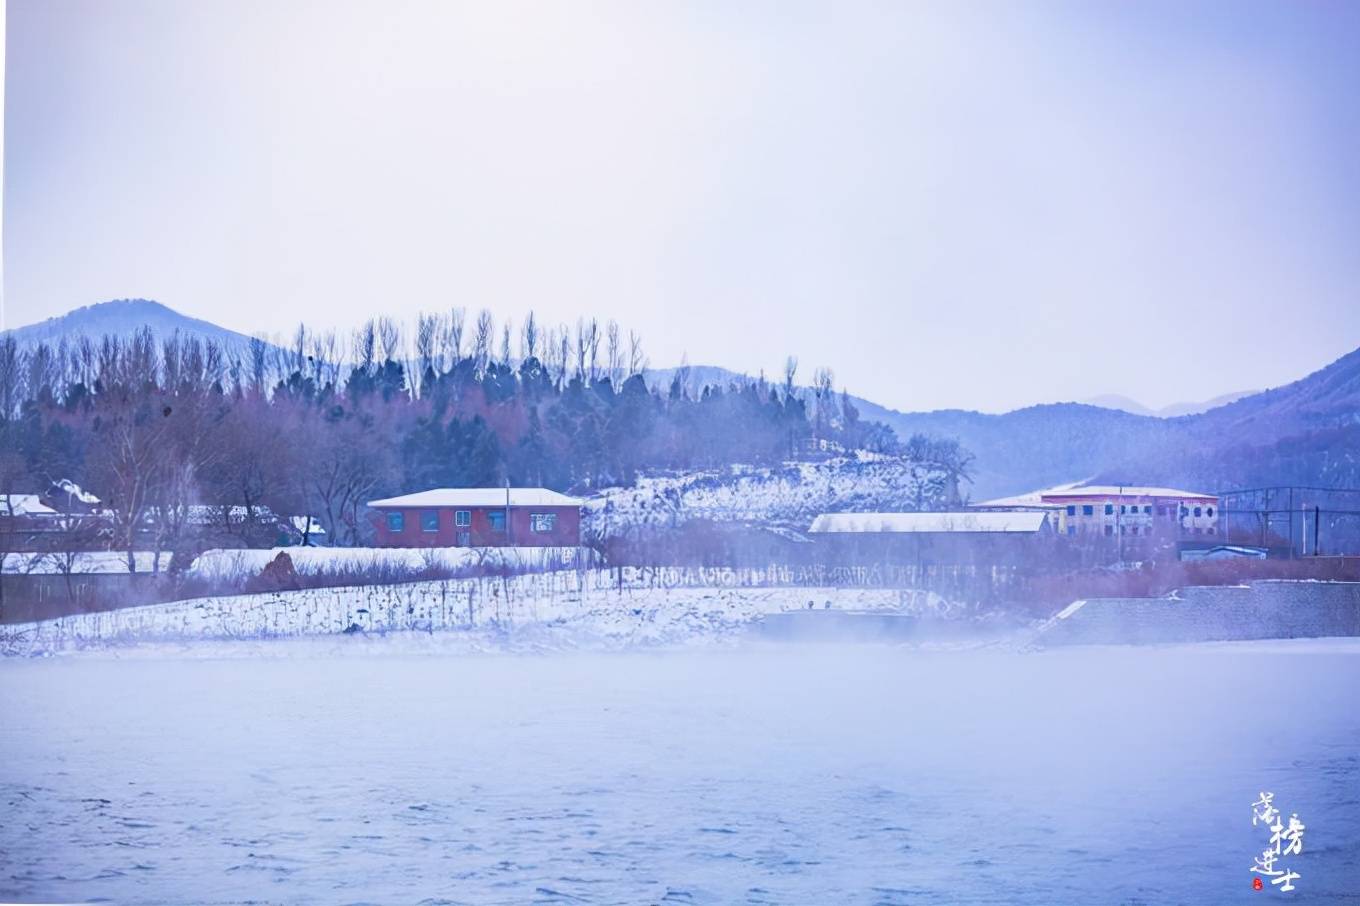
[
  {"xmin": 974, "ymin": 483, "xmax": 1220, "ymax": 538},
  {"xmin": 807, "ymin": 510, "xmax": 1053, "ymax": 566},
  {"xmin": 367, "ymin": 487, "xmax": 584, "ymax": 547},
  {"xmin": 809, "ymin": 512, "xmax": 1050, "ymax": 535}
]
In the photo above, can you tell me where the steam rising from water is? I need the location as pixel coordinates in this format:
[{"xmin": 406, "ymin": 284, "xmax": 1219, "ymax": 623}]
[{"xmin": 2, "ymin": 641, "xmax": 1357, "ymax": 902}]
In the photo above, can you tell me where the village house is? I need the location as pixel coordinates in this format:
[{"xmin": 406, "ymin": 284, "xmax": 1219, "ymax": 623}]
[
  {"xmin": 973, "ymin": 483, "xmax": 1220, "ymax": 538},
  {"xmin": 366, "ymin": 488, "xmax": 583, "ymax": 548}
]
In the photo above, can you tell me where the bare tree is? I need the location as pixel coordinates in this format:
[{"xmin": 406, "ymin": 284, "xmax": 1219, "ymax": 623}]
[
  {"xmin": 310, "ymin": 329, "xmax": 340, "ymax": 387},
  {"xmin": 415, "ymin": 312, "xmax": 439, "ymax": 393},
  {"xmin": 472, "ymin": 309, "xmax": 494, "ymax": 375},
  {"xmin": 522, "ymin": 310, "xmax": 540, "ymax": 361},
  {"xmin": 0, "ymin": 336, "xmax": 21, "ymax": 420},
  {"xmin": 606, "ymin": 320, "xmax": 623, "ymax": 386},
  {"xmin": 353, "ymin": 319, "xmax": 377, "ymax": 373},
  {"xmin": 811, "ymin": 367, "xmax": 838, "ymax": 439},
  {"xmin": 249, "ymin": 336, "xmax": 269, "ymax": 397},
  {"xmin": 627, "ymin": 330, "xmax": 647, "ymax": 377},
  {"xmin": 573, "ymin": 318, "xmax": 588, "ymax": 380},
  {"xmin": 585, "ymin": 318, "xmax": 601, "ymax": 382},
  {"xmin": 377, "ymin": 317, "xmax": 401, "ymax": 362},
  {"xmin": 446, "ymin": 307, "xmax": 466, "ymax": 363}
]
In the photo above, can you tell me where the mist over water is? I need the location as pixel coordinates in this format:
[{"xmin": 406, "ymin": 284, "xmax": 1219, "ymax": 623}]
[{"xmin": 2, "ymin": 641, "xmax": 1357, "ymax": 904}]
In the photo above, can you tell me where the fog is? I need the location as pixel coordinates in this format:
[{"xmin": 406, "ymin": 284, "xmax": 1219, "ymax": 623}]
[{"xmin": 3, "ymin": 641, "xmax": 1356, "ymax": 903}]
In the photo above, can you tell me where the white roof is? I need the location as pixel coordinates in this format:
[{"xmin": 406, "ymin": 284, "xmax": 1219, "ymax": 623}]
[
  {"xmin": 368, "ymin": 488, "xmax": 584, "ymax": 509},
  {"xmin": 0, "ymin": 494, "xmax": 57, "ymax": 516},
  {"xmin": 1039, "ymin": 485, "xmax": 1217, "ymax": 500},
  {"xmin": 978, "ymin": 483, "xmax": 1216, "ymax": 506},
  {"xmin": 974, "ymin": 482, "xmax": 1083, "ymax": 508},
  {"xmin": 54, "ymin": 479, "xmax": 100, "ymax": 504},
  {"xmin": 809, "ymin": 511, "xmax": 1048, "ymax": 534}
]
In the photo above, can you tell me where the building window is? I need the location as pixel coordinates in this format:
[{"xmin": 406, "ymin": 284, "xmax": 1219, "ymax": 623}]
[
  {"xmin": 1180, "ymin": 506, "xmax": 1189, "ymax": 518},
  {"xmin": 1066, "ymin": 526, "xmax": 1076, "ymax": 536},
  {"xmin": 1082, "ymin": 505, "xmax": 1094, "ymax": 516},
  {"xmin": 1143, "ymin": 505, "xmax": 1152, "ymax": 514},
  {"xmin": 1130, "ymin": 526, "xmax": 1139, "ymax": 536},
  {"xmin": 1105, "ymin": 504, "xmax": 1114, "ymax": 515},
  {"xmin": 1207, "ymin": 506, "xmax": 1214, "ymax": 517},
  {"xmin": 421, "ymin": 511, "xmax": 439, "ymax": 532},
  {"xmin": 455, "ymin": 510, "xmax": 471, "ymax": 527},
  {"xmin": 386, "ymin": 512, "xmax": 405, "ymax": 533},
  {"xmin": 1208, "ymin": 526, "xmax": 1216, "ymax": 535},
  {"xmin": 488, "ymin": 511, "xmax": 506, "ymax": 532},
  {"xmin": 1193, "ymin": 506, "xmax": 1202, "ymax": 518},
  {"xmin": 1103, "ymin": 524, "xmax": 1113, "ymax": 536},
  {"xmin": 1194, "ymin": 527, "xmax": 1203, "ymax": 535},
  {"xmin": 530, "ymin": 513, "xmax": 557, "ymax": 534},
  {"xmin": 1066, "ymin": 505, "xmax": 1076, "ymax": 516}
]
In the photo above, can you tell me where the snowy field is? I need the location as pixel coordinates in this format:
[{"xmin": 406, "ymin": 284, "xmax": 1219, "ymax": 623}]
[
  {"xmin": 2, "ymin": 640, "xmax": 1357, "ymax": 904},
  {"xmin": 1, "ymin": 570, "xmax": 947, "ymax": 657}
]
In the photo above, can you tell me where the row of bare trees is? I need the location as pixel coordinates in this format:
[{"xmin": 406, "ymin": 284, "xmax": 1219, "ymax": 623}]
[{"xmin": 2, "ymin": 307, "xmax": 895, "ymax": 569}]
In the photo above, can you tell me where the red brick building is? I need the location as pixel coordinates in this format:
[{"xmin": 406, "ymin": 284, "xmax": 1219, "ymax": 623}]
[{"xmin": 366, "ymin": 488, "xmax": 583, "ymax": 548}]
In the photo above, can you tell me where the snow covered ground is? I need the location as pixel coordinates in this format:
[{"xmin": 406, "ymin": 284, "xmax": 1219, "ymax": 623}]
[
  {"xmin": 2, "ymin": 641, "xmax": 1357, "ymax": 904},
  {"xmin": 1, "ymin": 569, "xmax": 942, "ymax": 657}
]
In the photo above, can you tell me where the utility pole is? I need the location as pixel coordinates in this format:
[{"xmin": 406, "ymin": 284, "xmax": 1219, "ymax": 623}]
[
  {"xmin": 1288, "ymin": 486, "xmax": 1295, "ymax": 559},
  {"xmin": 1116, "ymin": 483, "xmax": 1123, "ymax": 567}
]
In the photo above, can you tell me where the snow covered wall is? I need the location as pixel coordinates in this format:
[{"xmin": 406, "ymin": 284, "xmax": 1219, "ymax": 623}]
[{"xmin": 190, "ymin": 545, "xmax": 593, "ymax": 580}]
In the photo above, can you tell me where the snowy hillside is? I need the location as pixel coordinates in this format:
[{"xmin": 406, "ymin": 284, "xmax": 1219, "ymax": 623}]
[{"xmin": 585, "ymin": 454, "xmax": 953, "ymax": 539}]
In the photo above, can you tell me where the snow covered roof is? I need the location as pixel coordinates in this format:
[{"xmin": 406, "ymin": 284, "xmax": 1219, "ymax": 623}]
[
  {"xmin": 977, "ymin": 483, "xmax": 1216, "ymax": 506},
  {"xmin": 0, "ymin": 494, "xmax": 58, "ymax": 517},
  {"xmin": 53, "ymin": 479, "xmax": 100, "ymax": 504},
  {"xmin": 368, "ymin": 488, "xmax": 584, "ymax": 509},
  {"xmin": 1180, "ymin": 545, "xmax": 1268, "ymax": 561},
  {"xmin": 809, "ymin": 511, "xmax": 1048, "ymax": 534},
  {"xmin": 1038, "ymin": 485, "xmax": 1217, "ymax": 501},
  {"xmin": 291, "ymin": 516, "xmax": 326, "ymax": 535},
  {"xmin": 974, "ymin": 482, "xmax": 1083, "ymax": 508}
]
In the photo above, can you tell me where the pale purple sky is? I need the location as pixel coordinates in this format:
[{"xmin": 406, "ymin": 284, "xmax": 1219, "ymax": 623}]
[{"xmin": 4, "ymin": 0, "xmax": 1358, "ymax": 412}]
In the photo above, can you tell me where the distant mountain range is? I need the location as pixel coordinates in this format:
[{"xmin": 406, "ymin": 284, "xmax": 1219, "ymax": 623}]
[
  {"xmin": 7, "ymin": 300, "xmax": 1359, "ymax": 499},
  {"xmin": 1081, "ymin": 391, "xmax": 1257, "ymax": 419}
]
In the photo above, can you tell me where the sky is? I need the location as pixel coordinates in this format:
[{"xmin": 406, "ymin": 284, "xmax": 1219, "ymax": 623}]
[{"xmin": 3, "ymin": 0, "xmax": 1358, "ymax": 413}]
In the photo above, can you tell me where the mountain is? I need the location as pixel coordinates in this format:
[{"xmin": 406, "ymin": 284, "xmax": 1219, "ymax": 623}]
[
  {"xmin": 1082, "ymin": 394, "xmax": 1155, "ymax": 417},
  {"xmin": 648, "ymin": 353, "xmax": 1360, "ymax": 500},
  {"xmin": 3, "ymin": 299, "xmax": 270, "ymax": 358},
  {"xmin": 1081, "ymin": 390, "xmax": 1257, "ymax": 418},
  {"xmin": 9, "ymin": 300, "xmax": 1358, "ymax": 499}
]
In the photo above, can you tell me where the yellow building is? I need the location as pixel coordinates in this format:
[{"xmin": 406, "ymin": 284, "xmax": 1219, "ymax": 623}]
[{"xmin": 975, "ymin": 483, "xmax": 1219, "ymax": 539}]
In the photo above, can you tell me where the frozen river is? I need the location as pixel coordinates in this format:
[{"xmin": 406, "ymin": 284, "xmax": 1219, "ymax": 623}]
[{"xmin": 2, "ymin": 639, "xmax": 1358, "ymax": 904}]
